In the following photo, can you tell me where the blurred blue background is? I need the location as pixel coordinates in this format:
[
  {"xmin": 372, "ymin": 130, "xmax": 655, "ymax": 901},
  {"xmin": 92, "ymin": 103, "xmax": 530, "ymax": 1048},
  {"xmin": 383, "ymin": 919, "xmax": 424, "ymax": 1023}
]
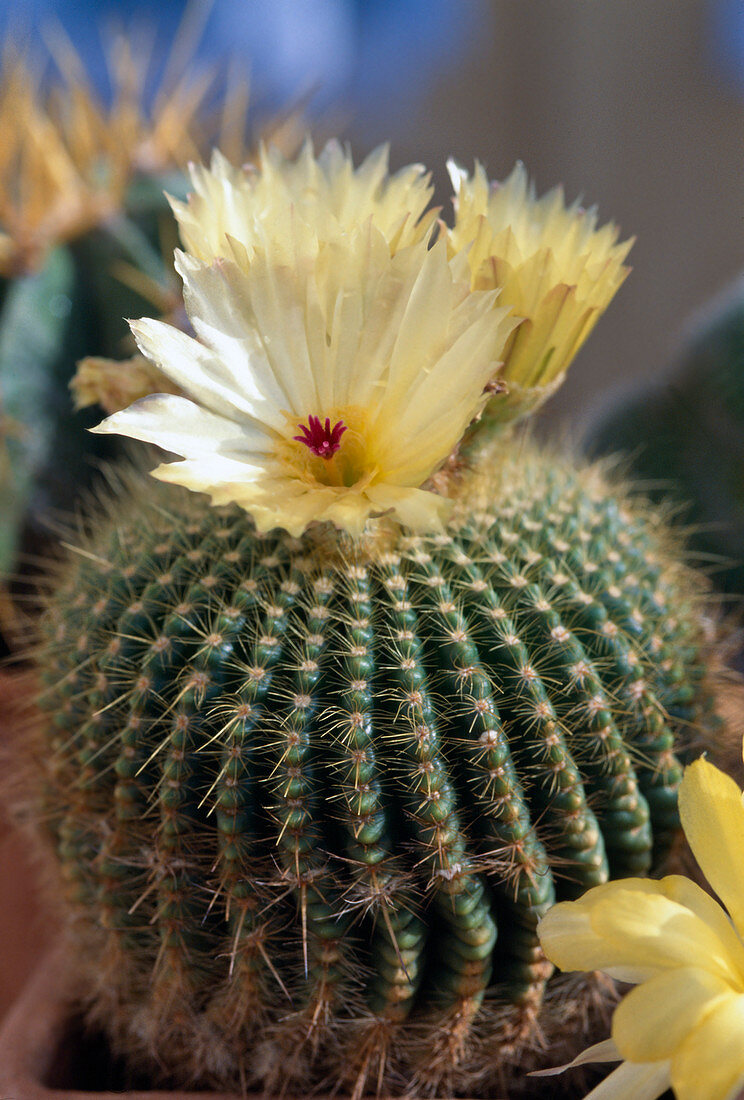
[
  {"xmin": 712, "ymin": 0, "xmax": 744, "ymax": 92},
  {"xmin": 0, "ymin": 0, "xmax": 742, "ymax": 430},
  {"xmin": 0, "ymin": 0, "xmax": 488, "ymax": 141}
]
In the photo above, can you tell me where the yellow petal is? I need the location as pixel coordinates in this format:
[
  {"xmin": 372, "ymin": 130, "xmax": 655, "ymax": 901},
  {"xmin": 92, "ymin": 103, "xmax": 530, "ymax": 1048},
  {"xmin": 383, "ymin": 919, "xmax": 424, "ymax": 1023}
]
[
  {"xmin": 583, "ymin": 1061, "xmax": 671, "ymax": 1100},
  {"xmin": 538, "ymin": 886, "xmax": 660, "ymax": 983},
  {"xmin": 591, "ymin": 890, "xmax": 744, "ymax": 985},
  {"xmin": 531, "ymin": 1037, "xmax": 622, "ymax": 1077},
  {"xmin": 130, "ymin": 317, "xmax": 281, "ymax": 427},
  {"xmin": 364, "ymin": 483, "xmax": 451, "ymax": 532},
  {"xmin": 671, "ymin": 993, "xmax": 744, "ymax": 1100},
  {"xmin": 679, "ymin": 758, "xmax": 744, "ymax": 940},
  {"xmin": 174, "ymin": 140, "xmax": 435, "ymax": 267},
  {"xmin": 612, "ymin": 967, "xmax": 733, "ymax": 1062},
  {"xmin": 661, "ymin": 875, "xmax": 744, "ymax": 979},
  {"xmin": 446, "ymin": 158, "xmax": 632, "ymax": 426},
  {"xmin": 152, "ymin": 454, "xmax": 267, "ymax": 493},
  {"xmin": 91, "ymin": 393, "xmax": 268, "ymax": 458},
  {"xmin": 540, "ymin": 878, "xmax": 744, "ymax": 986},
  {"xmin": 175, "ymin": 251, "xmax": 303, "ymax": 418}
]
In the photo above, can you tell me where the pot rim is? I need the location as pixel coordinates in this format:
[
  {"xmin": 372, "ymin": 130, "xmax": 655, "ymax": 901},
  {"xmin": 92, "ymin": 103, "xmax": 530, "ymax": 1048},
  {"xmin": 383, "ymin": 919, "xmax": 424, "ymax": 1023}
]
[
  {"xmin": 0, "ymin": 944, "xmax": 454, "ymax": 1100},
  {"xmin": 0, "ymin": 943, "xmax": 241, "ymax": 1100}
]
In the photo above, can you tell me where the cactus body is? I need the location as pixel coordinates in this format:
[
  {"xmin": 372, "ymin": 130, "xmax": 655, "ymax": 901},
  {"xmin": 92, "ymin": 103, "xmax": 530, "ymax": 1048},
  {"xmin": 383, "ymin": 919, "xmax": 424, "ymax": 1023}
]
[{"xmin": 32, "ymin": 444, "xmax": 721, "ymax": 1096}]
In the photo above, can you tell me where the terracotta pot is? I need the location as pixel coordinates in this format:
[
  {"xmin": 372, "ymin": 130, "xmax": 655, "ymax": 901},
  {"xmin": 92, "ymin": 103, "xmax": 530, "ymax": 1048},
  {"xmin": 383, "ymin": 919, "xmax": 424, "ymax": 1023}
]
[
  {"xmin": 1, "ymin": 947, "xmax": 491, "ymax": 1100},
  {"xmin": 0, "ymin": 670, "xmax": 54, "ymax": 1022},
  {"xmin": 0, "ymin": 944, "xmax": 241, "ymax": 1100}
]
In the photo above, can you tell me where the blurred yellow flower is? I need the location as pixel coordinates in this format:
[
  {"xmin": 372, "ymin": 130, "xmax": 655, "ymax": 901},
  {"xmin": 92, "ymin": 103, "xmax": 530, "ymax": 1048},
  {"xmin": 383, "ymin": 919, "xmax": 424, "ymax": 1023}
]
[
  {"xmin": 537, "ymin": 756, "xmax": 744, "ymax": 1100},
  {"xmin": 93, "ymin": 148, "xmax": 517, "ymax": 537},
  {"xmin": 0, "ymin": 14, "xmax": 269, "ymax": 275},
  {"xmin": 447, "ymin": 160, "xmax": 633, "ymax": 424}
]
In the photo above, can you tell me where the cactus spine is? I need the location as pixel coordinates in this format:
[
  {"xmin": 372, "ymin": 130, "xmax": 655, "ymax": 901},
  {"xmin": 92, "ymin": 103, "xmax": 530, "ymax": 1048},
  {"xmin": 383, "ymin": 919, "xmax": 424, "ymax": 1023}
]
[{"xmin": 31, "ymin": 443, "xmax": 722, "ymax": 1097}]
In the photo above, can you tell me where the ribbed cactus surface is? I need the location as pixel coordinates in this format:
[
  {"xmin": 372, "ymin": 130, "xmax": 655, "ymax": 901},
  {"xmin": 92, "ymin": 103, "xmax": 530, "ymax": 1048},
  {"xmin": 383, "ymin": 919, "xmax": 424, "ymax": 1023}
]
[{"xmin": 33, "ymin": 447, "xmax": 718, "ymax": 1096}]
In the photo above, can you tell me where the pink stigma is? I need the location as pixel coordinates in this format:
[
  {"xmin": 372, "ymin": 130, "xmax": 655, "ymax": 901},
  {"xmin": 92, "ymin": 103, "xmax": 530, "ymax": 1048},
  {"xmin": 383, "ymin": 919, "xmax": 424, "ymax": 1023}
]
[{"xmin": 293, "ymin": 415, "xmax": 347, "ymax": 459}]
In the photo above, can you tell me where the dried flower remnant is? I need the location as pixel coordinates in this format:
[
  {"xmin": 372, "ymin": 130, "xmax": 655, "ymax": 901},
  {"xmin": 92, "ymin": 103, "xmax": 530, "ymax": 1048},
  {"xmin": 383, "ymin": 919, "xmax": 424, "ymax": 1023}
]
[{"xmin": 71, "ymin": 355, "xmax": 183, "ymax": 416}]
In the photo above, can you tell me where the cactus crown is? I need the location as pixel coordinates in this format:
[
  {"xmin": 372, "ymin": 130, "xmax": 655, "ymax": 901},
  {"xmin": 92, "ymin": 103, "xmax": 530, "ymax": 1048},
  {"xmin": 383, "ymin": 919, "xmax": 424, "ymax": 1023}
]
[
  {"xmin": 0, "ymin": 23, "xmax": 258, "ymax": 276},
  {"xmin": 91, "ymin": 141, "xmax": 632, "ymax": 540}
]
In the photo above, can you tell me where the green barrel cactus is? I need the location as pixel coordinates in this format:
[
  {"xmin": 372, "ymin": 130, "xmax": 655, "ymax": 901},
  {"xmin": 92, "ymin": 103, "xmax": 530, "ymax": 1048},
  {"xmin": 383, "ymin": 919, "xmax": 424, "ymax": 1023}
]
[
  {"xmin": 20, "ymin": 144, "xmax": 736, "ymax": 1097},
  {"xmin": 33, "ymin": 449, "xmax": 722, "ymax": 1096},
  {"xmin": 589, "ymin": 276, "xmax": 744, "ymax": 597}
]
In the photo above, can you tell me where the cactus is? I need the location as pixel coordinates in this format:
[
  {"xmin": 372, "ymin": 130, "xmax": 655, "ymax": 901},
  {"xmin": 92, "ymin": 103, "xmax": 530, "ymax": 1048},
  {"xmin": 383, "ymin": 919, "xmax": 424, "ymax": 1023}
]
[
  {"xmin": 20, "ymin": 144, "xmax": 738, "ymax": 1097},
  {"xmin": 0, "ymin": 33, "xmax": 283, "ymax": 590},
  {"xmin": 588, "ymin": 276, "xmax": 744, "ymax": 597},
  {"xmin": 29, "ymin": 441, "xmax": 724, "ymax": 1097},
  {"xmin": 0, "ymin": 204, "xmax": 177, "ymax": 581},
  {"xmin": 0, "ymin": 51, "xmax": 177, "ymax": 579}
]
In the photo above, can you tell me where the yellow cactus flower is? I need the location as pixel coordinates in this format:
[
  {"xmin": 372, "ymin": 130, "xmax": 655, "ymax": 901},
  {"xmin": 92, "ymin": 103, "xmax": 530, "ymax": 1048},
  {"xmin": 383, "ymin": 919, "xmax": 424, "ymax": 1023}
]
[
  {"xmin": 169, "ymin": 140, "xmax": 437, "ymax": 267},
  {"xmin": 0, "ymin": 16, "xmax": 268, "ymax": 275},
  {"xmin": 537, "ymin": 756, "xmax": 744, "ymax": 1100},
  {"xmin": 92, "ymin": 150, "xmax": 517, "ymax": 536},
  {"xmin": 447, "ymin": 160, "xmax": 633, "ymax": 424}
]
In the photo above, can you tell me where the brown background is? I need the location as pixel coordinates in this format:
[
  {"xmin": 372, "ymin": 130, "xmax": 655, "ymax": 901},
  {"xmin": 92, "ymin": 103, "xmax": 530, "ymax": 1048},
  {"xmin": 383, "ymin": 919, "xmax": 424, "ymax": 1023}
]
[{"xmin": 381, "ymin": 0, "xmax": 744, "ymax": 435}]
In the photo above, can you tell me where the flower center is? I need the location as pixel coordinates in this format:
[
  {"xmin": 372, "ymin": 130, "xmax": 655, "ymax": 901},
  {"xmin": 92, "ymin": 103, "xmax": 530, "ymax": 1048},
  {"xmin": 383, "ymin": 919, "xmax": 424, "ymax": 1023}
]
[{"xmin": 293, "ymin": 415, "xmax": 347, "ymax": 459}]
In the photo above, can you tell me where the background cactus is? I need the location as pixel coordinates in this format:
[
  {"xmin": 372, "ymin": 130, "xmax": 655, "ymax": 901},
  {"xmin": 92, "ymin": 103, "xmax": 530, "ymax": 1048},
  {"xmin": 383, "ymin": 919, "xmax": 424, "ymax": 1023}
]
[
  {"xmin": 0, "ymin": 192, "xmax": 178, "ymax": 586},
  {"xmin": 588, "ymin": 275, "xmax": 744, "ymax": 598},
  {"xmin": 0, "ymin": 39, "xmax": 295, "ymax": 616},
  {"xmin": 27, "ymin": 440, "xmax": 728, "ymax": 1097}
]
